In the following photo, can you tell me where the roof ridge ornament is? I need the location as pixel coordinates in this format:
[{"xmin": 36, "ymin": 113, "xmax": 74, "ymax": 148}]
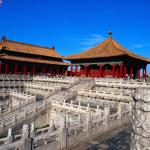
[
  {"xmin": 108, "ymin": 31, "xmax": 112, "ymax": 38},
  {"xmin": 1, "ymin": 36, "xmax": 7, "ymax": 48}
]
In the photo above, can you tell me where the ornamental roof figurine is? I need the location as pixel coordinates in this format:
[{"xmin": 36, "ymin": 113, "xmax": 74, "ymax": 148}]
[{"xmin": 108, "ymin": 31, "xmax": 113, "ymax": 38}]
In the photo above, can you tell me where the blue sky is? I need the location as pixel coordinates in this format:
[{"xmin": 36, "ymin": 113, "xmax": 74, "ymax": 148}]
[{"xmin": 0, "ymin": 0, "xmax": 150, "ymax": 72}]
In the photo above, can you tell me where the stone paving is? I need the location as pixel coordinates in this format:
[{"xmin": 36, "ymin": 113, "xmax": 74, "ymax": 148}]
[{"xmin": 72, "ymin": 125, "xmax": 130, "ymax": 150}]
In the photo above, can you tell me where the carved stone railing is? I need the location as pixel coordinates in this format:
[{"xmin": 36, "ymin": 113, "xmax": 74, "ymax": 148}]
[
  {"xmin": 0, "ymin": 101, "xmax": 46, "ymax": 133},
  {"xmin": 51, "ymin": 100, "xmax": 103, "ymax": 114},
  {"xmin": 0, "ymin": 104, "xmax": 130, "ymax": 150},
  {"xmin": 95, "ymin": 79, "xmax": 150, "ymax": 89},
  {"xmin": 24, "ymin": 82, "xmax": 60, "ymax": 91},
  {"xmin": 78, "ymin": 89, "xmax": 132, "ymax": 102},
  {"xmin": 33, "ymin": 76, "xmax": 76, "ymax": 84}
]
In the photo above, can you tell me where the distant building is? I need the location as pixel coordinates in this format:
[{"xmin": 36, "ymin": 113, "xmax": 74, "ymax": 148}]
[
  {"xmin": 65, "ymin": 34, "xmax": 150, "ymax": 79},
  {"xmin": 0, "ymin": 37, "xmax": 68, "ymax": 75}
]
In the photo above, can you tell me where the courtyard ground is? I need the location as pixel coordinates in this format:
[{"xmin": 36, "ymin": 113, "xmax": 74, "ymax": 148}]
[{"xmin": 69, "ymin": 125, "xmax": 130, "ymax": 150}]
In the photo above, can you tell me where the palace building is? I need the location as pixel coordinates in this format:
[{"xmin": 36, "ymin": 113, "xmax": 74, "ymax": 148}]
[
  {"xmin": 0, "ymin": 33, "xmax": 150, "ymax": 79},
  {"xmin": 64, "ymin": 33, "xmax": 150, "ymax": 79},
  {"xmin": 0, "ymin": 37, "xmax": 68, "ymax": 75}
]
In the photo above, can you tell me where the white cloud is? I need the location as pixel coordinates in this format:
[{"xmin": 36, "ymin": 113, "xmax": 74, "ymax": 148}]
[
  {"xmin": 74, "ymin": 34, "xmax": 105, "ymax": 52},
  {"xmin": 80, "ymin": 34, "xmax": 105, "ymax": 47},
  {"xmin": 131, "ymin": 43, "xmax": 150, "ymax": 49},
  {"xmin": 131, "ymin": 44, "xmax": 144, "ymax": 48},
  {"xmin": 0, "ymin": 0, "xmax": 3, "ymax": 6}
]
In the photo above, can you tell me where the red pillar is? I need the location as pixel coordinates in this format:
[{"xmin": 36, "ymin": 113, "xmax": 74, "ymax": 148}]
[
  {"xmin": 112, "ymin": 64, "xmax": 115, "ymax": 78},
  {"xmin": 75, "ymin": 65, "xmax": 78, "ymax": 76},
  {"xmin": 30, "ymin": 66, "xmax": 33, "ymax": 76},
  {"xmin": 14, "ymin": 64, "xmax": 18, "ymax": 74},
  {"xmin": 70, "ymin": 65, "xmax": 73, "ymax": 76},
  {"xmin": 123, "ymin": 66, "xmax": 127, "ymax": 78},
  {"xmin": 104, "ymin": 65, "xmax": 106, "ymax": 78},
  {"xmin": 142, "ymin": 66, "xmax": 146, "ymax": 79},
  {"xmin": 28, "ymin": 65, "xmax": 31, "ymax": 75},
  {"xmin": 0, "ymin": 63, "xmax": 1, "ymax": 74},
  {"xmin": 23, "ymin": 65, "xmax": 26, "ymax": 75},
  {"xmin": 50, "ymin": 67, "xmax": 53, "ymax": 75},
  {"xmin": 5, "ymin": 63, "xmax": 8, "ymax": 74},
  {"xmin": 43, "ymin": 66, "xmax": 45, "ymax": 74},
  {"xmin": 32, "ymin": 66, "xmax": 35, "ymax": 76},
  {"xmin": 120, "ymin": 63, "xmax": 123, "ymax": 78},
  {"xmin": 100, "ymin": 64, "xmax": 102, "ymax": 78},
  {"xmin": 88, "ymin": 66, "xmax": 90, "ymax": 77},
  {"xmin": 130, "ymin": 65, "xmax": 133, "ymax": 78},
  {"xmin": 137, "ymin": 66, "xmax": 140, "ymax": 79},
  {"xmin": 56, "ymin": 67, "xmax": 59, "ymax": 75},
  {"xmin": 24, "ymin": 65, "xmax": 27, "ymax": 75},
  {"xmin": 79, "ymin": 66, "xmax": 81, "ymax": 77},
  {"xmin": 90, "ymin": 65, "xmax": 92, "ymax": 77},
  {"xmin": 62, "ymin": 67, "xmax": 65, "ymax": 76},
  {"xmin": 85, "ymin": 65, "xmax": 87, "ymax": 77},
  {"xmin": 142, "ymin": 68, "xmax": 144, "ymax": 79}
]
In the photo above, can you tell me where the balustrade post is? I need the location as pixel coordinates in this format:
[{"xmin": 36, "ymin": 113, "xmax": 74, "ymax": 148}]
[
  {"xmin": 96, "ymin": 105, "xmax": 99, "ymax": 111},
  {"xmin": 43, "ymin": 100, "xmax": 46, "ymax": 109},
  {"xmin": 117, "ymin": 103, "xmax": 122, "ymax": 125},
  {"xmin": 87, "ymin": 103, "xmax": 90, "ymax": 111},
  {"xmin": 22, "ymin": 124, "xmax": 31, "ymax": 150},
  {"xmin": 0, "ymin": 107, "xmax": 1, "ymax": 117},
  {"xmin": 22, "ymin": 124, "xmax": 29, "ymax": 140},
  {"xmin": 86, "ymin": 111, "xmax": 92, "ymax": 138},
  {"xmin": 24, "ymin": 109, "xmax": 27, "ymax": 119},
  {"xmin": 6, "ymin": 128, "xmax": 13, "ymax": 144},
  {"xmin": 104, "ymin": 106, "xmax": 110, "ymax": 129},
  {"xmin": 13, "ymin": 115, "xmax": 17, "ymax": 125},
  {"xmin": 78, "ymin": 101, "xmax": 81, "ymax": 110},
  {"xmin": 0, "ymin": 121, "xmax": 4, "ymax": 132},
  {"xmin": 34, "ymin": 105, "xmax": 37, "ymax": 112},
  {"xmin": 8, "ymin": 102, "xmax": 12, "ymax": 113},
  {"xmin": 30, "ymin": 122, "xmax": 35, "ymax": 138},
  {"xmin": 50, "ymin": 119, "xmax": 55, "ymax": 131},
  {"xmin": 59, "ymin": 117, "xmax": 68, "ymax": 149}
]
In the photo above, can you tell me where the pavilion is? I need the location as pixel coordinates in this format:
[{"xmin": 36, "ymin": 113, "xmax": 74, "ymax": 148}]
[
  {"xmin": 64, "ymin": 33, "xmax": 150, "ymax": 79},
  {"xmin": 0, "ymin": 36, "xmax": 68, "ymax": 76}
]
